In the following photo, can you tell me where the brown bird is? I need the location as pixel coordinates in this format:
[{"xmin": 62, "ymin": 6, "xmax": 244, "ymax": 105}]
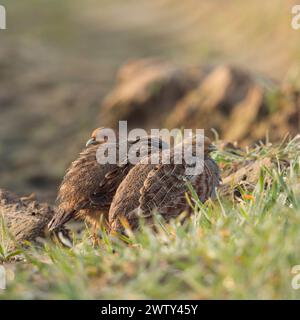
[
  {"xmin": 109, "ymin": 136, "xmax": 220, "ymax": 233},
  {"xmin": 48, "ymin": 128, "xmax": 168, "ymax": 235}
]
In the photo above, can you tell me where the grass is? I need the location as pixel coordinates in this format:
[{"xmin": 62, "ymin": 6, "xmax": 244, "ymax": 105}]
[
  {"xmin": 0, "ymin": 215, "xmax": 21, "ymax": 262},
  {"xmin": 2, "ymin": 136, "xmax": 300, "ymax": 299}
]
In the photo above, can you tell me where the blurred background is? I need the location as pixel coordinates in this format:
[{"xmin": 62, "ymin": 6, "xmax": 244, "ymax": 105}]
[{"xmin": 0, "ymin": 0, "xmax": 300, "ymax": 201}]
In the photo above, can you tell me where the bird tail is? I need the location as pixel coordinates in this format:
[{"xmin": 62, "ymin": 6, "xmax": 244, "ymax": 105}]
[{"xmin": 48, "ymin": 208, "xmax": 76, "ymax": 232}]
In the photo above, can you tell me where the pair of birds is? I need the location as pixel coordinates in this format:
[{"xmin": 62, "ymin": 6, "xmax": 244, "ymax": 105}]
[{"xmin": 48, "ymin": 128, "xmax": 220, "ymax": 237}]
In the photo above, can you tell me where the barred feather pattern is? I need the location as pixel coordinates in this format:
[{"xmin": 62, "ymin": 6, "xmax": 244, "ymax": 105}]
[{"xmin": 109, "ymin": 140, "xmax": 220, "ymax": 233}]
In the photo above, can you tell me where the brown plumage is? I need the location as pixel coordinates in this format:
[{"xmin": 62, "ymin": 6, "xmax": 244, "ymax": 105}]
[
  {"xmin": 48, "ymin": 128, "xmax": 168, "ymax": 232},
  {"xmin": 0, "ymin": 189, "xmax": 70, "ymax": 249},
  {"xmin": 109, "ymin": 136, "xmax": 220, "ymax": 233}
]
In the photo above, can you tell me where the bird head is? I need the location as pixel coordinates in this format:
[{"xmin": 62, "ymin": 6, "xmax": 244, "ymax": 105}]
[
  {"xmin": 186, "ymin": 135, "xmax": 217, "ymax": 154},
  {"xmin": 86, "ymin": 127, "xmax": 106, "ymax": 147},
  {"xmin": 204, "ymin": 136, "xmax": 217, "ymax": 154}
]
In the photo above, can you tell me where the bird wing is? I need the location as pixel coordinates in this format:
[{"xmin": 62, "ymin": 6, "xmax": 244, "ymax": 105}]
[
  {"xmin": 136, "ymin": 157, "xmax": 220, "ymax": 220},
  {"xmin": 88, "ymin": 163, "xmax": 132, "ymax": 209},
  {"xmin": 49, "ymin": 160, "xmax": 132, "ymax": 231},
  {"xmin": 87, "ymin": 136, "xmax": 162, "ymax": 208},
  {"xmin": 137, "ymin": 163, "xmax": 189, "ymax": 220}
]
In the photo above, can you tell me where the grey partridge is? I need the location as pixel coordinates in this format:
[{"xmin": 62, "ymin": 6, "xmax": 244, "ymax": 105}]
[
  {"xmin": 109, "ymin": 136, "xmax": 220, "ymax": 233},
  {"xmin": 48, "ymin": 128, "xmax": 168, "ymax": 233}
]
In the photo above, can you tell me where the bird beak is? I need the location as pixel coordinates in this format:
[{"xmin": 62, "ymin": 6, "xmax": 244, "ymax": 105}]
[
  {"xmin": 86, "ymin": 138, "xmax": 96, "ymax": 147},
  {"xmin": 208, "ymin": 144, "xmax": 217, "ymax": 152}
]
